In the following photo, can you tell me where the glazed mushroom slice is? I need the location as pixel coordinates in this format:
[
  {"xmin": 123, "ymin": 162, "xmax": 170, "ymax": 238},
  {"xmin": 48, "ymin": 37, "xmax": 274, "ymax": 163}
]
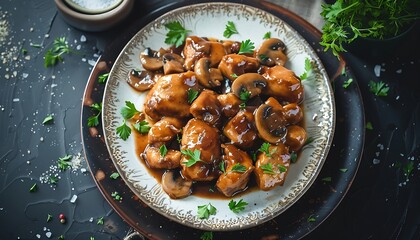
[
  {"xmin": 223, "ymin": 110, "xmax": 258, "ymax": 148},
  {"xmin": 217, "ymin": 93, "xmax": 242, "ymax": 118},
  {"xmin": 231, "ymin": 73, "xmax": 267, "ymax": 100},
  {"xmin": 194, "ymin": 58, "xmax": 223, "ymax": 88},
  {"xmin": 255, "ymin": 38, "xmax": 288, "ymax": 66},
  {"xmin": 254, "ymin": 142, "xmax": 291, "ymax": 191},
  {"xmin": 284, "ymin": 125, "xmax": 307, "ymax": 152},
  {"xmin": 162, "ymin": 53, "xmax": 185, "ymax": 75},
  {"xmin": 218, "ymin": 54, "xmax": 260, "ymax": 81},
  {"xmin": 161, "ymin": 170, "xmax": 193, "ymax": 199},
  {"xmin": 254, "ymin": 97, "xmax": 288, "ymax": 144},
  {"xmin": 140, "ymin": 47, "xmax": 164, "ymax": 71},
  {"xmin": 262, "ymin": 65, "xmax": 304, "ymax": 104},
  {"xmin": 216, "ymin": 144, "xmax": 255, "ymax": 197},
  {"xmin": 127, "ymin": 69, "xmax": 161, "ymax": 92},
  {"xmin": 190, "ymin": 89, "xmax": 222, "ymax": 127}
]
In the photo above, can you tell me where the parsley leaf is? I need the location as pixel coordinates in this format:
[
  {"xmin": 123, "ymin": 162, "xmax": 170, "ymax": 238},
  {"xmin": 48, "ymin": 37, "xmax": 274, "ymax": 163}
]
[
  {"xmin": 230, "ymin": 163, "xmax": 247, "ymax": 173},
  {"xmin": 223, "ymin": 21, "xmax": 239, "ymax": 38},
  {"xmin": 116, "ymin": 120, "xmax": 131, "ymax": 140},
  {"xmin": 238, "ymin": 39, "xmax": 255, "ymax": 54},
  {"xmin": 307, "ymin": 214, "xmax": 316, "ymax": 222},
  {"xmin": 369, "ymin": 80, "xmax": 389, "ymax": 96},
  {"xmin": 49, "ymin": 176, "xmax": 59, "ymax": 184},
  {"xmin": 228, "ymin": 199, "xmax": 248, "ymax": 213},
  {"xmin": 110, "ymin": 172, "xmax": 120, "ymax": 179},
  {"xmin": 263, "ymin": 32, "xmax": 271, "ymax": 39},
  {"xmin": 164, "ymin": 21, "xmax": 191, "ymax": 48},
  {"xmin": 181, "ymin": 149, "xmax": 204, "ymax": 167},
  {"xmin": 187, "ymin": 88, "xmax": 199, "ymax": 104},
  {"xmin": 299, "ymin": 58, "xmax": 313, "ymax": 80},
  {"xmin": 111, "ymin": 191, "xmax": 122, "ymax": 201},
  {"xmin": 260, "ymin": 163, "xmax": 275, "ymax": 174},
  {"xmin": 97, "ymin": 217, "xmax": 104, "ymax": 225},
  {"xmin": 47, "ymin": 214, "xmax": 53, "ymax": 222},
  {"xmin": 98, "ymin": 73, "xmax": 109, "ymax": 83},
  {"xmin": 197, "ymin": 203, "xmax": 217, "ymax": 219},
  {"xmin": 121, "ymin": 101, "xmax": 140, "ymax": 119},
  {"xmin": 277, "ymin": 164, "xmax": 287, "ymax": 173},
  {"xmin": 258, "ymin": 142, "xmax": 271, "ymax": 157},
  {"xmin": 239, "ymin": 90, "xmax": 251, "ymax": 101},
  {"xmin": 133, "ymin": 120, "xmax": 151, "ymax": 134},
  {"xmin": 366, "ymin": 121, "xmax": 373, "ymax": 130},
  {"xmin": 343, "ymin": 78, "xmax": 353, "ymax": 88},
  {"xmin": 29, "ymin": 183, "xmax": 38, "ymax": 192},
  {"xmin": 339, "ymin": 168, "xmax": 348, "ymax": 173},
  {"xmin": 58, "ymin": 154, "xmax": 73, "ymax": 171},
  {"xmin": 87, "ymin": 102, "xmax": 102, "ymax": 127},
  {"xmin": 42, "ymin": 115, "xmax": 54, "ymax": 125},
  {"xmin": 219, "ymin": 161, "xmax": 226, "ymax": 173},
  {"xmin": 230, "ymin": 73, "xmax": 238, "ymax": 79},
  {"xmin": 160, "ymin": 145, "xmax": 168, "ymax": 157},
  {"xmin": 200, "ymin": 231, "xmax": 213, "ymax": 240},
  {"xmin": 44, "ymin": 37, "xmax": 71, "ymax": 67},
  {"xmin": 290, "ymin": 151, "xmax": 298, "ymax": 163}
]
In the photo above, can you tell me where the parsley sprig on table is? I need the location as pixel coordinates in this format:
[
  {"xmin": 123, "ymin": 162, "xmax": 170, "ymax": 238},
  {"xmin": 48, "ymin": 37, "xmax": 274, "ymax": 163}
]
[
  {"xmin": 44, "ymin": 37, "xmax": 71, "ymax": 67},
  {"xmin": 223, "ymin": 21, "xmax": 239, "ymax": 38},
  {"xmin": 369, "ymin": 80, "xmax": 389, "ymax": 96},
  {"xmin": 164, "ymin": 21, "xmax": 191, "ymax": 48},
  {"xmin": 57, "ymin": 154, "xmax": 72, "ymax": 171},
  {"xmin": 87, "ymin": 102, "xmax": 102, "ymax": 127}
]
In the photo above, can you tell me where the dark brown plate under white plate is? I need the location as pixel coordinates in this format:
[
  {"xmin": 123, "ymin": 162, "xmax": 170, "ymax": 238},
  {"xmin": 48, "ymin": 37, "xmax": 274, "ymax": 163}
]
[{"xmin": 81, "ymin": 0, "xmax": 364, "ymax": 239}]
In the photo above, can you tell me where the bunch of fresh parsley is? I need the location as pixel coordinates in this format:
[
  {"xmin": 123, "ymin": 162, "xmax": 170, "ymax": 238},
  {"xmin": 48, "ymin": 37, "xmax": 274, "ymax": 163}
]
[{"xmin": 320, "ymin": 0, "xmax": 420, "ymax": 57}]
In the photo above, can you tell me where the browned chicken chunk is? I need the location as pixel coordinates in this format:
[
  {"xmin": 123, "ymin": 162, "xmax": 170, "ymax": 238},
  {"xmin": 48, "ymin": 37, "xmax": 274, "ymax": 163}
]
[
  {"xmin": 217, "ymin": 93, "xmax": 242, "ymax": 118},
  {"xmin": 183, "ymin": 36, "xmax": 226, "ymax": 70},
  {"xmin": 144, "ymin": 71, "xmax": 202, "ymax": 121},
  {"xmin": 216, "ymin": 144, "xmax": 254, "ymax": 197},
  {"xmin": 254, "ymin": 143, "xmax": 291, "ymax": 191},
  {"xmin": 190, "ymin": 89, "xmax": 222, "ymax": 127},
  {"xmin": 218, "ymin": 54, "xmax": 260, "ymax": 81},
  {"xmin": 180, "ymin": 118, "xmax": 221, "ymax": 181},
  {"xmin": 223, "ymin": 110, "xmax": 258, "ymax": 148}
]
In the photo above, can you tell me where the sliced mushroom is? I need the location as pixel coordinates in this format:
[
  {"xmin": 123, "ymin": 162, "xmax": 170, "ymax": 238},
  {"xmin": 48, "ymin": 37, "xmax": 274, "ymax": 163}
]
[
  {"xmin": 254, "ymin": 97, "xmax": 288, "ymax": 144},
  {"xmin": 282, "ymin": 103, "xmax": 303, "ymax": 124},
  {"xmin": 161, "ymin": 170, "xmax": 192, "ymax": 199},
  {"xmin": 140, "ymin": 48, "xmax": 164, "ymax": 71},
  {"xmin": 284, "ymin": 125, "xmax": 307, "ymax": 151},
  {"xmin": 127, "ymin": 69, "xmax": 160, "ymax": 92},
  {"xmin": 223, "ymin": 110, "xmax": 258, "ymax": 148},
  {"xmin": 231, "ymin": 73, "xmax": 267, "ymax": 100},
  {"xmin": 190, "ymin": 89, "xmax": 222, "ymax": 127},
  {"xmin": 255, "ymin": 38, "xmax": 288, "ymax": 66},
  {"xmin": 218, "ymin": 54, "xmax": 260, "ymax": 81},
  {"xmin": 262, "ymin": 65, "xmax": 304, "ymax": 104},
  {"xmin": 194, "ymin": 58, "xmax": 223, "ymax": 88},
  {"xmin": 162, "ymin": 53, "xmax": 185, "ymax": 75}
]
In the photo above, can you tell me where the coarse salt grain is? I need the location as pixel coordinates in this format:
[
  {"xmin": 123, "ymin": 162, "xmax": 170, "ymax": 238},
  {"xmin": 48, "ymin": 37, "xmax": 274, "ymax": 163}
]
[
  {"xmin": 71, "ymin": 0, "xmax": 121, "ymax": 11},
  {"xmin": 374, "ymin": 65, "xmax": 381, "ymax": 77},
  {"xmin": 70, "ymin": 194, "xmax": 78, "ymax": 203}
]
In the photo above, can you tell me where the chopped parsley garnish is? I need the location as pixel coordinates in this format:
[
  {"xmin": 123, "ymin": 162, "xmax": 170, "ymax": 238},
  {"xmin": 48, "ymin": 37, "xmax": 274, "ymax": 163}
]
[
  {"xmin": 197, "ymin": 203, "xmax": 217, "ymax": 219},
  {"xmin": 44, "ymin": 37, "xmax": 71, "ymax": 68},
  {"xmin": 42, "ymin": 115, "xmax": 54, "ymax": 125},
  {"xmin": 403, "ymin": 161, "xmax": 414, "ymax": 180},
  {"xmin": 98, "ymin": 73, "xmax": 109, "ymax": 83},
  {"xmin": 87, "ymin": 102, "xmax": 102, "ymax": 127},
  {"xmin": 277, "ymin": 164, "xmax": 287, "ymax": 173},
  {"xmin": 239, "ymin": 90, "xmax": 251, "ymax": 101},
  {"xmin": 97, "ymin": 217, "xmax": 104, "ymax": 225},
  {"xmin": 228, "ymin": 199, "xmax": 248, "ymax": 213},
  {"xmin": 116, "ymin": 119, "xmax": 131, "ymax": 140},
  {"xmin": 339, "ymin": 168, "xmax": 348, "ymax": 173},
  {"xmin": 49, "ymin": 176, "xmax": 59, "ymax": 184},
  {"xmin": 263, "ymin": 32, "xmax": 271, "ymax": 39},
  {"xmin": 259, "ymin": 54, "xmax": 269, "ymax": 61},
  {"xmin": 187, "ymin": 88, "xmax": 199, "ymax": 104},
  {"xmin": 181, "ymin": 149, "xmax": 204, "ymax": 167},
  {"xmin": 133, "ymin": 120, "xmax": 151, "ymax": 134},
  {"xmin": 369, "ymin": 80, "xmax": 389, "ymax": 96},
  {"xmin": 366, "ymin": 121, "xmax": 373, "ymax": 130},
  {"xmin": 238, "ymin": 39, "xmax": 255, "ymax": 54},
  {"xmin": 110, "ymin": 172, "xmax": 120, "ymax": 179},
  {"xmin": 219, "ymin": 161, "xmax": 226, "ymax": 173},
  {"xmin": 230, "ymin": 163, "xmax": 247, "ymax": 173},
  {"xmin": 307, "ymin": 215, "xmax": 316, "ymax": 222},
  {"xmin": 322, "ymin": 176, "xmax": 332, "ymax": 182},
  {"xmin": 223, "ymin": 21, "xmax": 239, "ymax": 38},
  {"xmin": 299, "ymin": 58, "xmax": 313, "ymax": 80},
  {"xmin": 260, "ymin": 163, "xmax": 275, "ymax": 175},
  {"xmin": 111, "ymin": 191, "xmax": 122, "ymax": 201},
  {"xmin": 159, "ymin": 145, "xmax": 168, "ymax": 157},
  {"xmin": 120, "ymin": 101, "xmax": 140, "ymax": 120},
  {"xmin": 47, "ymin": 214, "xmax": 53, "ymax": 222},
  {"xmin": 230, "ymin": 73, "xmax": 238, "ymax": 79},
  {"xmin": 58, "ymin": 154, "xmax": 72, "ymax": 171},
  {"xmin": 164, "ymin": 21, "xmax": 191, "ymax": 48},
  {"xmin": 258, "ymin": 142, "xmax": 272, "ymax": 157},
  {"xmin": 239, "ymin": 102, "xmax": 246, "ymax": 110},
  {"xmin": 290, "ymin": 151, "xmax": 298, "ymax": 163},
  {"xmin": 29, "ymin": 183, "xmax": 38, "ymax": 192},
  {"xmin": 343, "ymin": 78, "xmax": 353, "ymax": 88},
  {"xmin": 304, "ymin": 137, "xmax": 315, "ymax": 146},
  {"xmin": 200, "ymin": 231, "xmax": 213, "ymax": 240}
]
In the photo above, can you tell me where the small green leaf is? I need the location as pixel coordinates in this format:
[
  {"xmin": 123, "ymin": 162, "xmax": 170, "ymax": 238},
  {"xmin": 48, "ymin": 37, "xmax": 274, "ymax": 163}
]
[
  {"xmin": 238, "ymin": 39, "xmax": 255, "ymax": 55},
  {"xmin": 343, "ymin": 78, "xmax": 353, "ymax": 88},
  {"xmin": 120, "ymin": 101, "xmax": 140, "ymax": 120},
  {"xmin": 197, "ymin": 203, "xmax": 217, "ymax": 219},
  {"xmin": 42, "ymin": 115, "xmax": 54, "ymax": 124},
  {"xmin": 200, "ymin": 231, "xmax": 213, "ymax": 240},
  {"xmin": 322, "ymin": 176, "xmax": 332, "ymax": 182},
  {"xmin": 133, "ymin": 120, "xmax": 151, "ymax": 134},
  {"xmin": 263, "ymin": 32, "xmax": 271, "ymax": 39},
  {"xmin": 290, "ymin": 151, "xmax": 298, "ymax": 163},
  {"xmin": 98, "ymin": 73, "xmax": 109, "ymax": 83},
  {"xmin": 181, "ymin": 149, "xmax": 204, "ymax": 167},
  {"xmin": 160, "ymin": 145, "xmax": 168, "ymax": 157},
  {"xmin": 223, "ymin": 21, "xmax": 239, "ymax": 38},
  {"xmin": 29, "ymin": 183, "xmax": 38, "ymax": 192},
  {"xmin": 47, "ymin": 214, "xmax": 53, "ymax": 222},
  {"xmin": 49, "ymin": 176, "xmax": 59, "ymax": 184},
  {"xmin": 260, "ymin": 163, "xmax": 275, "ymax": 175},
  {"xmin": 164, "ymin": 21, "xmax": 191, "ymax": 48},
  {"xmin": 187, "ymin": 88, "xmax": 199, "ymax": 104},
  {"xmin": 116, "ymin": 120, "xmax": 131, "ymax": 140},
  {"xmin": 339, "ymin": 168, "xmax": 348, "ymax": 173},
  {"xmin": 228, "ymin": 199, "xmax": 248, "ymax": 213},
  {"xmin": 97, "ymin": 217, "xmax": 104, "ymax": 225},
  {"xmin": 110, "ymin": 172, "xmax": 120, "ymax": 179},
  {"xmin": 307, "ymin": 215, "xmax": 316, "ymax": 222},
  {"xmin": 258, "ymin": 142, "xmax": 271, "ymax": 157},
  {"xmin": 239, "ymin": 90, "xmax": 251, "ymax": 101},
  {"xmin": 366, "ymin": 121, "xmax": 373, "ymax": 130},
  {"xmin": 230, "ymin": 163, "xmax": 247, "ymax": 173}
]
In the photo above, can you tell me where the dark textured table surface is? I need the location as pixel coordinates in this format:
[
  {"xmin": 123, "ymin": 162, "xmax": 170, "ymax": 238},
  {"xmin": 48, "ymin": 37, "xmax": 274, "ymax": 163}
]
[{"xmin": 1, "ymin": 1, "xmax": 419, "ymax": 239}]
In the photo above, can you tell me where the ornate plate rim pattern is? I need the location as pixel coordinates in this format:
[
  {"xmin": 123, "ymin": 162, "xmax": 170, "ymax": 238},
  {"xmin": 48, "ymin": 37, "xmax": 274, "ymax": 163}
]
[{"xmin": 102, "ymin": 2, "xmax": 335, "ymax": 231}]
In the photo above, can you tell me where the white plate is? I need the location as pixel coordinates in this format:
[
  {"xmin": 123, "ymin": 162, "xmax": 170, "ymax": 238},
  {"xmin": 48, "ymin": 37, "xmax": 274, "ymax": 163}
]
[{"xmin": 102, "ymin": 2, "xmax": 335, "ymax": 231}]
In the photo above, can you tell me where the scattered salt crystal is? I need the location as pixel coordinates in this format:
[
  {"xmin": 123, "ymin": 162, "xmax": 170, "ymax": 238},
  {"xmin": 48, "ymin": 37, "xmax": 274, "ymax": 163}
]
[
  {"xmin": 373, "ymin": 158, "xmax": 380, "ymax": 164},
  {"xmin": 22, "ymin": 73, "xmax": 28, "ymax": 78},
  {"xmin": 40, "ymin": 137, "xmax": 44, "ymax": 142},
  {"xmin": 36, "ymin": 234, "xmax": 41, "ymax": 239},
  {"xmin": 45, "ymin": 232, "xmax": 52, "ymax": 238},
  {"xmin": 80, "ymin": 35, "xmax": 87, "ymax": 42},
  {"xmin": 89, "ymin": 217, "xmax": 94, "ymax": 222},
  {"xmin": 12, "ymin": 98, "xmax": 20, "ymax": 102},
  {"xmin": 88, "ymin": 59, "xmax": 96, "ymax": 66},
  {"xmin": 374, "ymin": 65, "xmax": 381, "ymax": 77},
  {"xmin": 70, "ymin": 194, "xmax": 78, "ymax": 203},
  {"xmin": 51, "ymin": 83, "xmax": 58, "ymax": 88},
  {"xmin": 312, "ymin": 113, "xmax": 318, "ymax": 121},
  {"xmin": 396, "ymin": 96, "xmax": 400, "ymax": 100},
  {"xmin": 396, "ymin": 69, "xmax": 402, "ymax": 74},
  {"xmin": 80, "ymin": 168, "xmax": 87, "ymax": 173},
  {"xmin": 76, "ymin": 45, "xmax": 81, "ymax": 50}
]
